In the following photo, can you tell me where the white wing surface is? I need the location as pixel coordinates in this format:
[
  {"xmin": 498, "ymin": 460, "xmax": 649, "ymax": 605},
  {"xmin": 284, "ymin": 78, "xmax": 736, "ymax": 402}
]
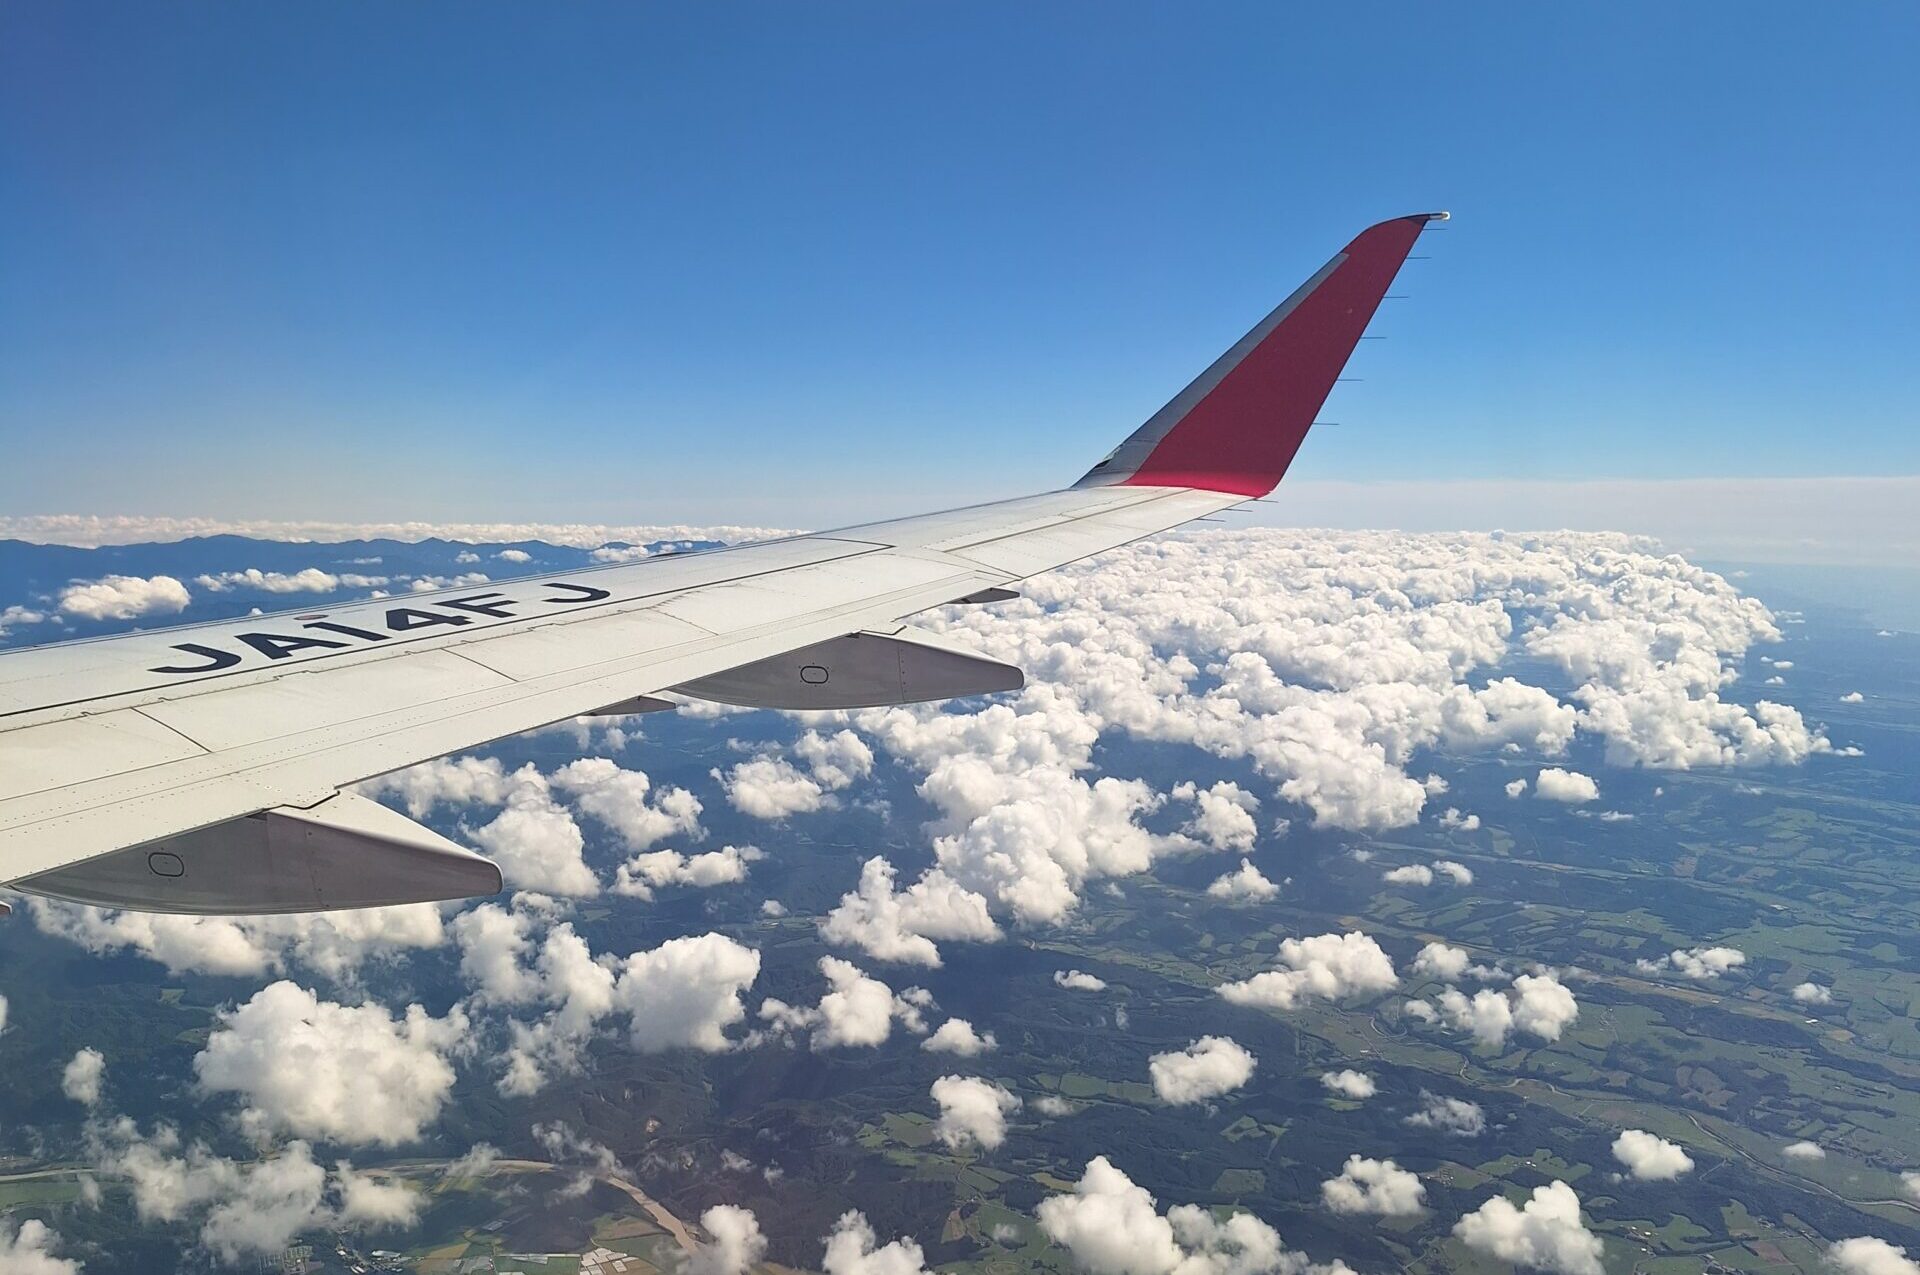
[{"xmin": 0, "ymin": 214, "xmax": 1443, "ymax": 914}]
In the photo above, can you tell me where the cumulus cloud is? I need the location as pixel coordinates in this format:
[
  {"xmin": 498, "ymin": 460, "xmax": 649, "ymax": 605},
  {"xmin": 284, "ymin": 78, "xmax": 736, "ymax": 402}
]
[
  {"xmin": 613, "ymin": 933, "xmax": 762, "ymax": 1054},
  {"xmin": 1453, "ymin": 1181, "xmax": 1603, "ymax": 1275},
  {"xmin": 1612, "ymin": 1129, "xmax": 1694, "ymax": 1180},
  {"xmin": 821, "ymin": 1210, "xmax": 933, "ymax": 1275},
  {"xmin": 550, "ymin": 757, "xmax": 704, "ymax": 851},
  {"xmin": 1206, "ymin": 859, "xmax": 1280, "ymax": 902},
  {"xmin": 1055, "ymin": 969, "xmax": 1108, "ymax": 992},
  {"xmin": 1437, "ymin": 808, "xmax": 1481, "ymax": 832},
  {"xmin": 1829, "ymin": 1238, "xmax": 1920, "ymax": 1275},
  {"xmin": 1405, "ymin": 1091, "xmax": 1486, "ymax": 1135},
  {"xmin": 1533, "ymin": 768, "xmax": 1599, "ymax": 804},
  {"xmin": 1434, "ymin": 859, "xmax": 1474, "ymax": 884},
  {"xmin": 1322, "ymin": 1156, "xmax": 1424, "ymax": 1215},
  {"xmin": 456, "ymin": 764, "xmax": 598, "ymax": 896},
  {"xmin": 757, "ymin": 957, "xmax": 929, "ymax": 1050},
  {"xmin": 1037, "ymin": 1156, "xmax": 1348, "ymax": 1275},
  {"xmin": 92, "ymin": 1123, "xmax": 419, "ymax": 1261},
  {"xmin": 62, "ymin": 1047, "xmax": 106, "ymax": 1107},
  {"xmin": 613, "ymin": 845, "xmax": 759, "ymax": 900},
  {"xmin": 26, "ymin": 897, "xmax": 447, "ymax": 980},
  {"xmin": 1173, "ymin": 781, "xmax": 1261, "ymax": 852},
  {"xmin": 1216, "ymin": 931, "xmax": 1396, "ymax": 1011},
  {"xmin": 1383, "ymin": 864, "xmax": 1434, "ymax": 886},
  {"xmin": 690, "ymin": 1205, "xmax": 769, "ymax": 1275},
  {"xmin": 931, "ymin": 1076, "xmax": 1020, "ymax": 1150},
  {"xmin": 1505, "ymin": 778, "xmax": 1529, "ymax": 798},
  {"xmin": 497, "ymin": 548, "xmax": 533, "ymax": 563},
  {"xmin": 923, "ymin": 1019, "xmax": 997, "ymax": 1056},
  {"xmin": 193, "ymin": 981, "xmax": 464, "ymax": 1146},
  {"xmin": 1412, "ymin": 942, "xmax": 1471, "ymax": 982},
  {"xmin": 1148, "ymin": 1036, "xmax": 1256, "ymax": 1106},
  {"xmin": 0, "ymin": 1218, "xmax": 80, "ymax": 1274},
  {"xmin": 719, "ymin": 730, "xmax": 873, "ymax": 820},
  {"xmin": 819, "ymin": 857, "xmax": 1001, "ymax": 967},
  {"xmin": 57, "ymin": 573, "xmax": 191, "ymax": 620},
  {"xmin": 194, "ymin": 567, "xmax": 388, "ymax": 593},
  {"xmin": 1783, "ymin": 1140, "xmax": 1825, "ymax": 1160},
  {"xmin": 1430, "ymin": 973, "xmax": 1578, "ymax": 1048},
  {"xmin": 1792, "ymin": 981, "xmax": 1834, "ymax": 1005},
  {"xmin": 1319, "ymin": 1070, "xmax": 1376, "ymax": 1100},
  {"xmin": 1637, "ymin": 946, "xmax": 1747, "ymax": 980}
]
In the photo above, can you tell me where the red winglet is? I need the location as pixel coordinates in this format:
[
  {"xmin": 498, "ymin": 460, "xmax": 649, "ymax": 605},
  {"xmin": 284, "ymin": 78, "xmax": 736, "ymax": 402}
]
[{"xmin": 1077, "ymin": 213, "xmax": 1445, "ymax": 498}]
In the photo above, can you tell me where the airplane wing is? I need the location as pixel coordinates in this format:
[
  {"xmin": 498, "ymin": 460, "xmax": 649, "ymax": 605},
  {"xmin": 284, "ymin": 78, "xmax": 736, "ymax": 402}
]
[{"xmin": 0, "ymin": 213, "xmax": 1444, "ymax": 915}]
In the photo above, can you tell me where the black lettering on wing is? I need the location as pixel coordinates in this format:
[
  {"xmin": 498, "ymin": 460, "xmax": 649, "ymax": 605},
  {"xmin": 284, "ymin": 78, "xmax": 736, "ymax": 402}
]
[
  {"xmin": 149, "ymin": 643, "xmax": 242, "ymax": 675},
  {"xmin": 542, "ymin": 581, "xmax": 612, "ymax": 604},
  {"xmin": 237, "ymin": 632, "xmax": 352, "ymax": 660},
  {"xmin": 384, "ymin": 607, "xmax": 472, "ymax": 632}
]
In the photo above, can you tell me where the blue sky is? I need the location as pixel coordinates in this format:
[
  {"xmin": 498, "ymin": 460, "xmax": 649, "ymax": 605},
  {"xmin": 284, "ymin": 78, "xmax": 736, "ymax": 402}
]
[{"xmin": 2, "ymin": 3, "xmax": 1916, "ymax": 532}]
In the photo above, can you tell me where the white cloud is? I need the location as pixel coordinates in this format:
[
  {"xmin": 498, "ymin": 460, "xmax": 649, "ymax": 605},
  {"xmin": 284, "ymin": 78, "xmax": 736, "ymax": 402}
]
[
  {"xmin": 26, "ymin": 897, "xmax": 446, "ymax": 980},
  {"xmin": 718, "ymin": 730, "xmax": 874, "ymax": 821},
  {"xmin": 1436, "ymin": 987, "xmax": 1514, "ymax": 1047},
  {"xmin": 1611, "ymin": 1129, "xmax": 1694, "ymax": 1181},
  {"xmin": 1533, "ymin": 768, "xmax": 1599, "ymax": 804},
  {"xmin": 1206, "ymin": 859, "xmax": 1280, "ymax": 902},
  {"xmin": 1173, "ymin": 780, "xmax": 1261, "ymax": 852},
  {"xmin": 1783, "ymin": 1140, "xmax": 1826, "ymax": 1160},
  {"xmin": 1037, "ymin": 1156, "xmax": 1347, "ymax": 1275},
  {"xmin": 92, "ymin": 1124, "xmax": 418, "ymax": 1262},
  {"xmin": 1322, "ymin": 1156, "xmax": 1424, "ymax": 1215},
  {"xmin": 690, "ymin": 1205, "xmax": 769, "ymax": 1275},
  {"xmin": 1383, "ymin": 864, "xmax": 1434, "ymax": 886},
  {"xmin": 1405, "ymin": 1091, "xmax": 1485, "ymax": 1135},
  {"xmin": 613, "ymin": 845, "xmax": 760, "ymax": 900},
  {"xmin": 1055, "ymin": 969, "xmax": 1108, "ymax": 992},
  {"xmin": 757, "ymin": 957, "xmax": 928, "ymax": 1050},
  {"xmin": 718, "ymin": 756, "xmax": 829, "ymax": 819},
  {"xmin": 497, "ymin": 548, "xmax": 533, "ymax": 563},
  {"xmin": 1793, "ymin": 981, "xmax": 1834, "ymax": 1005},
  {"xmin": 1434, "ymin": 859, "xmax": 1474, "ymax": 884},
  {"xmin": 57, "ymin": 573, "xmax": 191, "ymax": 620},
  {"xmin": 1412, "ymin": 942, "xmax": 1471, "ymax": 982},
  {"xmin": 1433, "ymin": 972, "xmax": 1577, "ymax": 1048},
  {"xmin": 924, "ymin": 1019, "xmax": 997, "ymax": 1056},
  {"xmin": 613, "ymin": 932, "xmax": 762, "ymax": 1054},
  {"xmin": 1505, "ymin": 778, "xmax": 1529, "ymax": 798},
  {"xmin": 1829, "ymin": 1238, "xmax": 1920, "ymax": 1275},
  {"xmin": 61, "ymin": 1047, "xmax": 105, "ymax": 1107},
  {"xmin": 820, "ymin": 1210, "xmax": 933, "ymax": 1275},
  {"xmin": 1510, "ymin": 973, "xmax": 1580, "ymax": 1041},
  {"xmin": 1216, "ymin": 931, "xmax": 1396, "ymax": 1011},
  {"xmin": 931, "ymin": 1076, "xmax": 1020, "ymax": 1151},
  {"xmin": 1437, "ymin": 808, "xmax": 1481, "ymax": 832},
  {"xmin": 1840, "ymin": 691, "xmax": 1865, "ymax": 703},
  {"xmin": 444, "ymin": 1144, "xmax": 501, "ymax": 1179},
  {"xmin": 194, "ymin": 567, "xmax": 388, "ymax": 593},
  {"xmin": 460, "ymin": 765, "xmax": 598, "ymax": 896},
  {"xmin": 1453, "ymin": 1181, "xmax": 1603, "ymax": 1275},
  {"xmin": 1637, "ymin": 946, "xmax": 1747, "ymax": 980},
  {"xmin": 551, "ymin": 757, "xmax": 704, "ymax": 852},
  {"xmin": 193, "ymin": 981, "xmax": 464, "ymax": 1146},
  {"xmin": 819, "ymin": 857, "xmax": 1001, "ymax": 967},
  {"xmin": 1148, "ymin": 1036, "xmax": 1257, "ymax": 1106},
  {"xmin": 1319, "ymin": 1070, "xmax": 1376, "ymax": 1100},
  {"xmin": 795, "ymin": 729, "xmax": 876, "ymax": 789},
  {"xmin": 0, "ymin": 1218, "xmax": 80, "ymax": 1274},
  {"xmin": 1903, "ymin": 1172, "xmax": 1920, "ymax": 1201}
]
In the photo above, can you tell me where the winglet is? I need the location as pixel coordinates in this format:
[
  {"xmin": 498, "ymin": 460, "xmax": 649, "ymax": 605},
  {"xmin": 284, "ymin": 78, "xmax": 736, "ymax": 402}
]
[{"xmin": 1077, "ymin": 212, "xmax": 1446, "ymax": 497}]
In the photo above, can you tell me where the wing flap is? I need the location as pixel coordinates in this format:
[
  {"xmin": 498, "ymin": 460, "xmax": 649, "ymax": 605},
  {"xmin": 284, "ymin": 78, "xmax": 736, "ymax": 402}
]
[{"xmin": 16, "ymin": 791, "xmax": 501, "ymax": 914}]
